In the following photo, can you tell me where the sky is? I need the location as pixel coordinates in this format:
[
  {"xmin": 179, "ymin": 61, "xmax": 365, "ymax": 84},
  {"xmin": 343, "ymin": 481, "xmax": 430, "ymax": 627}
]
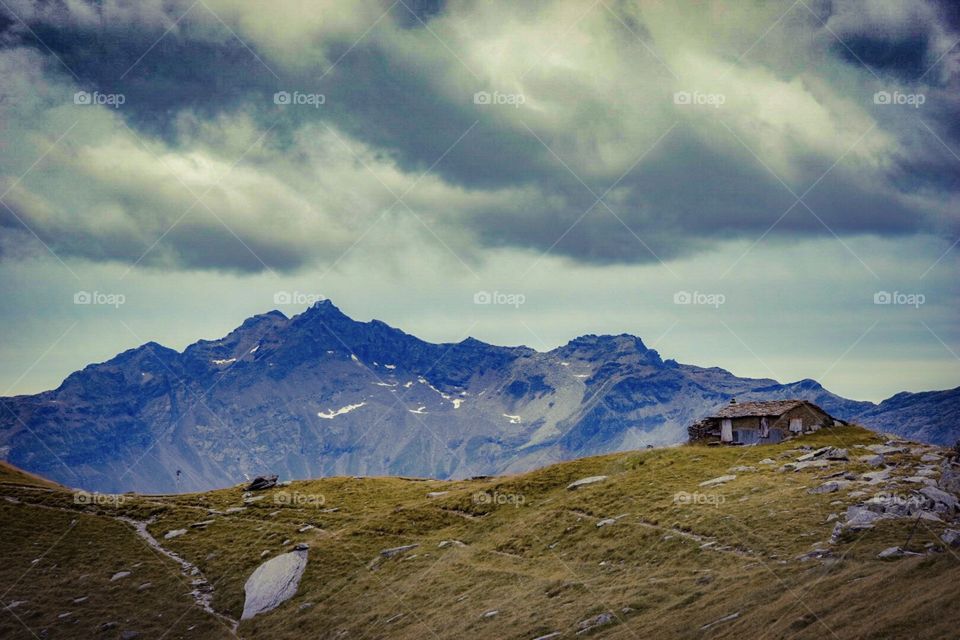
[{"xmin": 0, "ymin": 0, "xmax": 958, "ymax": 403}]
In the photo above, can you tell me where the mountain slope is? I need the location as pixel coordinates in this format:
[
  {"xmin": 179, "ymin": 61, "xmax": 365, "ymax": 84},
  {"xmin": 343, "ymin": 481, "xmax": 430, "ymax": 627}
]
[
  {"xmin": 2, "ymin": 427, "xmax": 959, "ymax": 639},
  {"xmin": 0, "ymin": 300, "xmax": 954, "ymax": 493}
]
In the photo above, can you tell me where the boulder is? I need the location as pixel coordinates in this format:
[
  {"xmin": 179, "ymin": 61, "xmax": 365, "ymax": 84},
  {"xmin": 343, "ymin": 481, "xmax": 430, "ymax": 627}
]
[
  {"xmin": 845, "ymin": 505, "xmax": 885, "ymax": 529},
  {"xmin": 921, "ymin": 453, "xmax": 942, "ymax": 463},
  {"xmin": 567, "ymin": 476, "xmax": 608, "ymax": 491},
  {"xmin": 245, "ymin": 475, "xmax": 279, "ymax": 491},
  {"xmin": 878, "ymin": 546, "xmax": 904, "ymax": 559},
  {"xmin": 241, "ymin": 547, "xmax": 309, "ymax": 620},
  {"xmin": 824, "ymin": 448, "xmax": 849, "ymax": 461},
  {"xmin": 867, "ymin": 445, "xmax": 906, "ymax": 455},
  {"xmin": 920, "ymin": 486, "xmax": 958, "ymax": 512}
]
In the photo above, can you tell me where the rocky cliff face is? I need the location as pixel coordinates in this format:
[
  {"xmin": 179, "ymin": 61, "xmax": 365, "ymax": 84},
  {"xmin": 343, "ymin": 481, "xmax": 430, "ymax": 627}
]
[{"xmin": 0, "ymin": 299, "xmax": 954, "ymax": 493}]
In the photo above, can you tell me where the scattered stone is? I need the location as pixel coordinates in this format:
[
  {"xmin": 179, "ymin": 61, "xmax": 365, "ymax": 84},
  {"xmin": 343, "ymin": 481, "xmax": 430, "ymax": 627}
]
[
  {"xmin": 861, "ymin": 469, "xmax": 891, "ymax": 484},
  {"xmin": 137, "ymin": 583, "xmax": 152, "ymax": 591},
  {"xmin": 379, "ymin": 544, "xmax": 418, "ymax": 559},
  {"xmin": 532, "ymin": 633, "xmax": 561, "ymax": 640},
  {"xmin": 920, "ymin": 486, "xmax": 958, "ymax": 512},
  {"xmin": 72, "ymin": 596, "xmax": 88, "ymax": 604},
  {"xmin": 241, "ymin": 546, "xmax": 309, "ymax": 620},
  {"xmin": 245, "ymin": 475, "xmax": 279, "ymax": 491},
  {"xmin": 58, "ymin": 612, "xmax": 72, "ymax": 619},
  {"xmin": 299, "ymin": 602, "xmax": 314, "ymax": 611},
  {"xmin": 576, "ymin": 612, "xmax": 615, "ymax": 634},
  {"xmin": 438, "ymin": 540, "xmax": 466, "ymax": 549},
  {"xmin": 260, "ymin": 550, "xmax": 271, "ymax": 558},
  {"xmin": 700, "ymin": 611, "xmax": 741, "ymax": 631},
  {"xmin": 699, "ymin": 475, "xmax": 736, "ymax": 487},
  {"xmin": 941, "ymin": 529, "xmax": 960, "ymax": 547},
  {"xmin": 858, "ymin": 454, "xmax": 885, "ymax": 467},
  {"xmin": 921, "ymin": 453, "xmax": 942, "ymax": 463},
  {"xmin": 224, "ymin": 507, "xmax": 247, "ymax": 514},
  {"xmin": 164, "ymin": 529, "xmax": 187, "ymax": 540},
  {"xmin": 596, "ymin": 518, "xmax": 617, "ymax": 528},
  {"xmin": 190, "ymin": 520, "xmax": 215, "ymax": 529},
  {"xmin": 98, "ymin": 622, "xmax": 118, "ymax": 632},
  {"xmin": 298, "ymin": 525, "xmax": 315, "ymax": 533},
  {"xmin": 809, "ymin": 480, "xmax": 851, "ymax": 495},
  {"xmin": 902, "ymin": 476, "xmax": 937, "ymax": 486},
  {"xmin": 120, "ymin": 631, "xmax": 140, "ymax": 640},
  {"xmin": 845, "ymin": 505, "xmax": 885, "ymax": 530},
  {"xmin": 482, "ymin": 610, "xmax": 499, "ymax": 618},
  {"xmin": 826, "ymin": 513, "xmax": 838, "ymax": 522},
  {"xmin": 426, "ymin": 491, "xmax": 448, "ymax": 498},
  {"xmin": 824, "ymin": 448, "xmax": 849, "ymax": 461},
  {"xmin": 759, "ymin": 458, "xmax": 776, "ymax": 465},
  {"xmin": 110, "ymin": 571, "xmax": 131, "ymax": 582},
  {"xmin": 567, "ymin": 476, "xmax": 608, "ymax": 491},
  {"xmin": 729, "ymin": 466, "xmax": 756, "ymax": 473},
  {"xmin": 878, "ymin": 546, "xmax": 905, "ymax": 559},
  {"xmin": 796, "ymin": 548, "xmax": 832, "ymax": 562},
  {"xmin": 867, "ymin": 445, "xmax": 906, "ymax": 455},
  {"xmin": 782, "ymin": 460, "xmax": 830, "ymax": 472},
  {"xmin": 244, "ymin": 495, "xmax": 266, "ymax": 504},
  {"xmin": 798, "ymin": 447, "xmax": 831, "ymax": 462}
]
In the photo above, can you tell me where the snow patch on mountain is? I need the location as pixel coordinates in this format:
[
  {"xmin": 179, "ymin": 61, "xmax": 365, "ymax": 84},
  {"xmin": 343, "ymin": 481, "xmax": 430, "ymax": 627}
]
[{"xmin": 317, "ymin": 402, "xmax": 366, "ymax": 419}]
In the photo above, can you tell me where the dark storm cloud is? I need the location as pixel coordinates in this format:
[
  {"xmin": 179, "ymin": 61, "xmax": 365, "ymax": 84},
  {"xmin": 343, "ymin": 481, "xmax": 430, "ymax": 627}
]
[{"xmin": 0, "ymin": 0, "xmax": 958, "ymax": 274}]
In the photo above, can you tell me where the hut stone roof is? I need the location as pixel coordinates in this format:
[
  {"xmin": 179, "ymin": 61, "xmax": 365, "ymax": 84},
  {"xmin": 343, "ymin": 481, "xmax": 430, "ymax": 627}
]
[{"xmin": 710, "ymin": 400, "xmax": 807, "ymax": 419}]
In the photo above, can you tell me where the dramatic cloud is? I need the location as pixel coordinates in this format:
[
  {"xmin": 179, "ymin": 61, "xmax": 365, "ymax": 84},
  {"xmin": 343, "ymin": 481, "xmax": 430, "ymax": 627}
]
[{"xmin": 1, "ymin": 0, "xmax": 958, "ymax": 273}]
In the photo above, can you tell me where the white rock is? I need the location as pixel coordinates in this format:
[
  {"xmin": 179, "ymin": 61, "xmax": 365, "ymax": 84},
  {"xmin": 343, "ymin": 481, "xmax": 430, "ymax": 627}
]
[
  {"xmin": 164, "ymin": 529, "xmax": 187, "ymax": 540},
  {"xmin": 110, "ymin": 571, "xmax": 131, "ymax": 581},
  {"xmin": 241, "ymin": 547, "xmax": 309, "ymax": 620},
  {"xmin": 699, "ymin": 475, "xmax": 736, "ymax": 487},
  {"xmin": 566, "ymin": 476, "xmax": 608, "ymax": 490}
]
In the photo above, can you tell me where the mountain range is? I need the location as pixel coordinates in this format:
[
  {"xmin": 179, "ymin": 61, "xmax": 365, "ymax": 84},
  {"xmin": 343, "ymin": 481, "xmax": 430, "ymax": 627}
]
[{"xmin": 1, "ymin": 299, "xmax": 957, "ymax": 493}]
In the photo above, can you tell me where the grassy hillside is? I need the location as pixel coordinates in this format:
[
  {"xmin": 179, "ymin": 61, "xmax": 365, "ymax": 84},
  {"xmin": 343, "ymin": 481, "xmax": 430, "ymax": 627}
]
[{"xmin": 1, "ymin": 426, "xmax": 958, "ymax": 639}]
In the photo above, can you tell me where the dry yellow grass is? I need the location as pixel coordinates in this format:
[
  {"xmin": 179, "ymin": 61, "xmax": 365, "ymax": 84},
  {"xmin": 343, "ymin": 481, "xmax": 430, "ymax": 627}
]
[{"xmin": 1, "ymin": 425, "xmax": 958, "ymax": 639}]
